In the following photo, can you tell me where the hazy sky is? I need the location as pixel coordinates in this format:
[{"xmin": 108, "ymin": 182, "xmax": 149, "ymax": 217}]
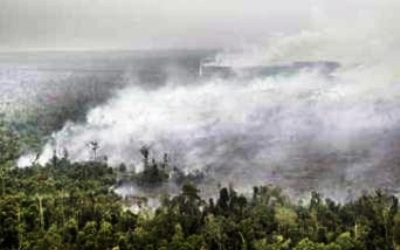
[{"xmin": 0, "ymin": 0, "xmax": 385, "ymax": 51}]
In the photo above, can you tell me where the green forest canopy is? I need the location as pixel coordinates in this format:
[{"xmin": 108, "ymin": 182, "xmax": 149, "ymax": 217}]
[{"xmin": 1, "ymin": 123, "xmax": 400, "ymax": 249}]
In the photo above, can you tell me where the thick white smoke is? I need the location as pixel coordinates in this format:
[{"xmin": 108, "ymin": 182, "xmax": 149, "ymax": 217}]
[{"xmin": 20, "ymin": 0, "xmax": 400, "ymax": 198}]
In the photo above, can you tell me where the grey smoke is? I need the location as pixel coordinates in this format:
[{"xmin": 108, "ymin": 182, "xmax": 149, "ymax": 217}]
[
  {"xmin": 29, "ymin": 66, "xmax": 400, "ymax": 199},
  {"xmin": 10, "ymin": 0, "xmax": 400, "ymax": 200}
]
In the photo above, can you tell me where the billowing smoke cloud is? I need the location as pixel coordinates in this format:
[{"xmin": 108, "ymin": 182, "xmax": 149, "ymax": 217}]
[{"xmin": 18, "ymin": 0, "xmax": 400, "ymax": 199}]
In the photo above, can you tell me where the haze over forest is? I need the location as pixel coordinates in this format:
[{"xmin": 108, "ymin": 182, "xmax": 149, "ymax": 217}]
[
  {"xmin": 2, "ymin": 0, "xmax": 400, "ymax": 249},
  {"xmin": 0, "ymin": 0, "xmax": 400, "ymax": 199}
]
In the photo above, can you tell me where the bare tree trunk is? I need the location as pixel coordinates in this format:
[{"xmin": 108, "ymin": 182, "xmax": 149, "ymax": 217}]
[{"xmin": 37, "ymin": 194, "xmax": 44, "ymax": 231}]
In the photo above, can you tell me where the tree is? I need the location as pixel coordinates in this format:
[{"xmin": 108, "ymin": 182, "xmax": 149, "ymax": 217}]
[
  {"xmin": 97, "ymin": 220, "xmax": 114, "ymax": 249},
  {"xmin": 78, "ymin": 221, "xmax": 98, "ymax": 250},
  {"xmin": 0, "ymin": 124, "xmax": 20, "ymax": 196},
  {"xmin": 275, "ymin": 206, "xmax": 298, "ymax": 235},
  {"xmin": 335, "ymin": 232, "xmax": 356, "ymax": 250},
  {"xmin": 393, "ymin": 212, "xmax": 400, "ymax": 249},
  {"xmin": 0, "ymin": 123, "xmax": 19, "ymax": 165},
  {"xmin": 294, "ymin": 238, "xmax": 325, "ymax": 250}
]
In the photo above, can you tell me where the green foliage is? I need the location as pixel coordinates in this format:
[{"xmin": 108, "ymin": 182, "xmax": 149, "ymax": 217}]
[
  {"xmin": 0, "ymin": 125, "xmax": 20, "ymax": 166},
  {"xmin": 1, "ymin": 128, "xmax": 400, "ymax": 249},
  {"xmin": 294, "ymin": 238, "xmax": 325, "ymax": 250},
  {"xmin": 133, "ymin": 147, "xmax": 169, "ymax": 186}
]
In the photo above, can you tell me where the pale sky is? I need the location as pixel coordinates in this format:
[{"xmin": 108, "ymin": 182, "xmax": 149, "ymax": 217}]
[{"xmin": 0, "ymin": 0, "xmax": 385, "ymax": 51}]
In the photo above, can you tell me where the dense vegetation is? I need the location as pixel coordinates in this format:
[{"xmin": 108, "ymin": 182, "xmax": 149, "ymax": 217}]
[{"xmin": 2, "ymin": 123, "xmax": 400, "ymax": 249}]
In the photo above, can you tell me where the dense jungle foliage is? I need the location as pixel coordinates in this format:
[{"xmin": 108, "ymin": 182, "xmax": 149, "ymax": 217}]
[{"xmin": 1, "ymin": 122, "xmax": 400, "ymax": 250}]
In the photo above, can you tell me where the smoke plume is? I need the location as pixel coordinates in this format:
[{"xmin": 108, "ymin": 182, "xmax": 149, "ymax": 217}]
[{"xmin": 19, "ymin": 1, "xmax": 400, "ymax": 199}]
